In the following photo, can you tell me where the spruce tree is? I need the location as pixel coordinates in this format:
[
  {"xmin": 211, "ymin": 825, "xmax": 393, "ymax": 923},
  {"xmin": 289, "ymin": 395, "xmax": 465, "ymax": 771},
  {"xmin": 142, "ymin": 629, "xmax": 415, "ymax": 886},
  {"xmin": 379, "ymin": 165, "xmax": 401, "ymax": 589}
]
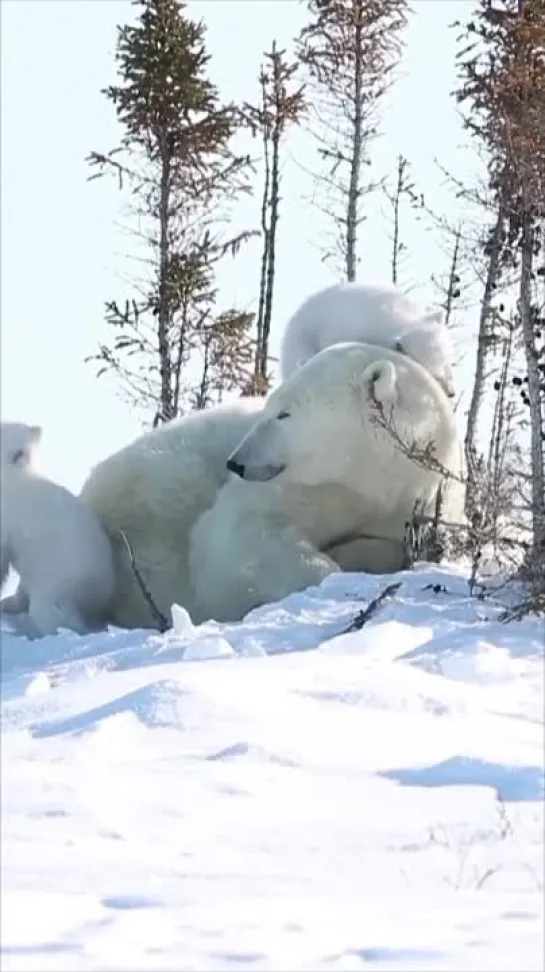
[
  {"xmin": 88, "ymin": 0, "xmax": 254, "ymax": 423},
  {"xmin": 456, "ymin": 0, "xmax": 545, "ymax": 593}
]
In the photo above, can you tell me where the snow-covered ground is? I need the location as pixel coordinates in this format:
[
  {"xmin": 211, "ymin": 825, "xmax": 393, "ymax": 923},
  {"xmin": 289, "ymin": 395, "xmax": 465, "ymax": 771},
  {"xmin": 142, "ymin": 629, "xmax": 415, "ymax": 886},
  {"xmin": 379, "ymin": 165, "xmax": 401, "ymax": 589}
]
[{"xmin": 1, "ymin": 564, "xmax": 543, "ymax": 971}]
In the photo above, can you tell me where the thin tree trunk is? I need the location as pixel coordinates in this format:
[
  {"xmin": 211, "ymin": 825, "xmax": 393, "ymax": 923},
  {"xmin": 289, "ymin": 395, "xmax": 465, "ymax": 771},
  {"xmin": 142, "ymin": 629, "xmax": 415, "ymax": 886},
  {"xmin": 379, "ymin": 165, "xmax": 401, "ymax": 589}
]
[
  {"xmin": 391, "ymin": 156, "xmax": 406, "ymax": 286},
  {"xmin": 489, "ymin": 322, "xmax": 512, "ymax": 501},
  {"xmin": 516, "ymin": 0, "xmax": 544, "ymax": 586},
  {"xmin": 444, "ymin": 226, "xmax": 461, "ymax": 329},
  {"xmin": 172, "ymin": 306, "xmax": 189, "ymax": 416},
  {"xmin": 519, "ymin": 216, "xmax": 545, "ymax": 582},
  {"xmin": 260, "ymin": 118, "xmax": 280, "ymax": 386},
  {"xmin": 195, "ymin": 336, "xmax": 211, "ymax": 410},
  {"xmin": 487, "ymin": 321, "xmax": 513, "ymax": 550},
  {"xmin": 345, "ymin": 10, "xmax": 363, "ymax": 282},
  {"xmin": 158, "ymin": 150, "xmax": 173, "ymax": 422},
  {"xmin": 254, "ymin": 76, "xmax": 271, "ymax": 387},
  {"xmin": 464, "ymin": 205, "xmax": 504, "ymax": 512}
]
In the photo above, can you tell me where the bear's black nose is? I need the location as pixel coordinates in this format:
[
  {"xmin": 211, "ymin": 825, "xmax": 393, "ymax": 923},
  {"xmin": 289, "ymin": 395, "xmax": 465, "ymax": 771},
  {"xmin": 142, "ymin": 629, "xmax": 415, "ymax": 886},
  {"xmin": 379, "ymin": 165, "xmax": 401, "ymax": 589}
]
[{"xmin": 226, "ymin": 457, "xmax": 245, "ymax": 478}]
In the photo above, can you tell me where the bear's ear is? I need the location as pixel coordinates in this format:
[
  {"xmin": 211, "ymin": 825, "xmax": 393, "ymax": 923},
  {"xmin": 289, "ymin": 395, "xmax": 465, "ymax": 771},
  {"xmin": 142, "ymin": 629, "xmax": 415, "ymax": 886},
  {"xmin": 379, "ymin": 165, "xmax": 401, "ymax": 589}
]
[
  {"xmin": 364, "ymin": 360, "xmax": 399, "ymax": 409},
  {"xmin": 11, "ymin": 448, "xmax": 27, "ymax": 467},
  {"xmin": 421, "ymin": 309, "xmax": 445, "ymax": 331},
  {"xmin": 11, "ymin": 425, "xmax": 42, "ymax": 467},
  {"xmin": 443, "ymin": 364, "xmax": 456, "ymax": 398}
]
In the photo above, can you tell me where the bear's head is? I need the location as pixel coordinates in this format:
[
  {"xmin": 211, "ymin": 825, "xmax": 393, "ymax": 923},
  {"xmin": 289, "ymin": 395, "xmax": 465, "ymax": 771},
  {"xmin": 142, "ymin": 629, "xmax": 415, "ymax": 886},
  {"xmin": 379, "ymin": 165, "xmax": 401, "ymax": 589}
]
[
  {"xmin": 0, "ymin": 421, "xmax": 42, "ymax": 472},
  {"xmin": 396, "ymin": 310, "xmax": 455, "ymax": 399},
  {"xmin": 226, "ymin": 342, "xmax": 456, "ymax": 491}
]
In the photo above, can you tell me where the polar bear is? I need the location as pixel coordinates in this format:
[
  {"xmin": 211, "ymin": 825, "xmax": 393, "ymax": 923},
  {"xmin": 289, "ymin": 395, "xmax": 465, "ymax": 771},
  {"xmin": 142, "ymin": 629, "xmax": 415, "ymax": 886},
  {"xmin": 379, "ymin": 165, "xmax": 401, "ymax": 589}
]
[
  {"xmin": 81, "ymin": 343, "xmax": 460, "ymax": 628},
  {"xmin": 0, "ymin": 422, "xmax": 116, "ymax": 637},
  {"xmin": 80, "ymin": 398, "xmax": 265, "ymax": 629},
  {"xmin": 280, "ymin": 281, "xmax": 456, "ymax": 398}
]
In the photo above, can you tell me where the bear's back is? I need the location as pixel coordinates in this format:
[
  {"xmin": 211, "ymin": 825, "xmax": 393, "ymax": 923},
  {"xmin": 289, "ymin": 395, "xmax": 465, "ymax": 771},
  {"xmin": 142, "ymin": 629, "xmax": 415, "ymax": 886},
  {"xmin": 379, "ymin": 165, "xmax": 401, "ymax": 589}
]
[{"xmin": 280, "ymin": 282, "xmax": 423, "ymax": 379}]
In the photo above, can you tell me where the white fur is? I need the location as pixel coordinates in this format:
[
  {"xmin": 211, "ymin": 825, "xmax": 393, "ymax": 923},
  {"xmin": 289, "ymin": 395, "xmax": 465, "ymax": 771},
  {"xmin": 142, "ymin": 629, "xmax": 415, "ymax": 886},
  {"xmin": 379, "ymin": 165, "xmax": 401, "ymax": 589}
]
[
  {"xmin": 280, "ymin": 281, "xmax": 456, "ymax": 397},
  {"xmin": 1, "ymin": 422, "xmax": 116, "ymax": 638},
  {"xmin": 80, "ymin": 398, "xmax": 264, "ymax": 629},
  {"xmin": 0, "ymin": 421, "xmax": 43, "ymax": 472},
  {"xmin": 81, "ymin": 344, "xmax": 460, "ymax": 628}
]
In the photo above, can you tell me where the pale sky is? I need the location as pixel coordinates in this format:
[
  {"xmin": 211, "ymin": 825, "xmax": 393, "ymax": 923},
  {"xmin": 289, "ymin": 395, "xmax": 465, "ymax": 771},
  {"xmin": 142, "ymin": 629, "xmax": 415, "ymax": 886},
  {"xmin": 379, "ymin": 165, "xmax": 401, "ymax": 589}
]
[{"xmin": 1, "ymin": 0, "xmax": 480, "ymax": 494}]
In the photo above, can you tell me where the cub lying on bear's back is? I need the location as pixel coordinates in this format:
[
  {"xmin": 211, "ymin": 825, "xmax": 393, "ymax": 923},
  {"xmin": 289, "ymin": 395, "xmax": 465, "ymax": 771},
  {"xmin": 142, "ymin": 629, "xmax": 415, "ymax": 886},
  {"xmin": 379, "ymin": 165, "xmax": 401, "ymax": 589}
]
[{"xmin": 280, "ymin": 280, "xmax": 455, "ymax": 398}]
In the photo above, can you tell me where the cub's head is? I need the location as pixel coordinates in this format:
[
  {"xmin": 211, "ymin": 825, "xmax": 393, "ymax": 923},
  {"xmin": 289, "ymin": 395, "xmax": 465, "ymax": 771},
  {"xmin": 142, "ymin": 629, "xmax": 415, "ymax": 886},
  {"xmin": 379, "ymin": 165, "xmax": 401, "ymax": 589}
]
[
  {"xmin": 0, "ymin": 422, "xmax": 42, "ymax": 472},
  {"xmin": 396, "ymin": 311, "xmax": 455, "ymax": 398},
  {"xmin": 226, "ymin": 342, "xmax": 456, "ymax": 490}
]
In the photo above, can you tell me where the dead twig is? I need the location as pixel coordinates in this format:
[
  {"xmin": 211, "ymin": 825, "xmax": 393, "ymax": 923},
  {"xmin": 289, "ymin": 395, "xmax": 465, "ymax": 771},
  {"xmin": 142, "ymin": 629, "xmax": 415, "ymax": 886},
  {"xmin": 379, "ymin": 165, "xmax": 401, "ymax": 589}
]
[
  {"xmin": 117, "ymin": 529, "xmax": 170, "ymax": 633},
  {"xmin": 341, "ymin": 581, "xmax": 402, "ymax": 634},
  {"xmin": 499, "ymin": 591, "xmax": 545, "ymax": 622}
]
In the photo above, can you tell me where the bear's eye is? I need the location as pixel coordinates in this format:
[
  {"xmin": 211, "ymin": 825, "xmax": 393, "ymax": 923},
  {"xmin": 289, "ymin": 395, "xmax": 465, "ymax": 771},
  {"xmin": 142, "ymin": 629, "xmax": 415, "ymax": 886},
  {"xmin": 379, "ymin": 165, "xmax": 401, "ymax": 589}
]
[
  {"xmin": 277, "ymin": 409, "xmax": 290, "ymax": 421},
  {"xmin": 11, "ymin": 449, "xmax": 25, "ymax": 465},
  {"xmin": 394, "ymin": 340, "xmax": 405, "ymax": 354}
]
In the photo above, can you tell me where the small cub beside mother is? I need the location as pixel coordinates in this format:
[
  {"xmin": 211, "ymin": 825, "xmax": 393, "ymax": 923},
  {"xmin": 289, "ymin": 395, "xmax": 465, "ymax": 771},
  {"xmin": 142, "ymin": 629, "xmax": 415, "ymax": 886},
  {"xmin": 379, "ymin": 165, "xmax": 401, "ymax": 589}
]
[{"xmin": 81, "ymin": 342, "xmax": 461, "ymax": 628}]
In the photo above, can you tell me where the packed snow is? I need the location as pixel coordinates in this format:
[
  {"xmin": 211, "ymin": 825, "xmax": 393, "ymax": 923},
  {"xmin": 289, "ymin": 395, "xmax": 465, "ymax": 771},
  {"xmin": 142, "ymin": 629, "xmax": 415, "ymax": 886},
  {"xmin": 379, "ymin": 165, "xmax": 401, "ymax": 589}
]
[{"xmin": 1, "ymin": 564, "xmax": 543, "ymax": 971}]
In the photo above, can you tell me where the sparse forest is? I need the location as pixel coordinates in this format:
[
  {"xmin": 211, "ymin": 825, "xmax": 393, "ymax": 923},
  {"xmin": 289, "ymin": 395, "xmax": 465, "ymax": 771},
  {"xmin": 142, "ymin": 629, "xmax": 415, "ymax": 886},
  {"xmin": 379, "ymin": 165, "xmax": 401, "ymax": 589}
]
[{"xmin": 87, "ymin": 0, "xmax": 545, "ymax": 608}]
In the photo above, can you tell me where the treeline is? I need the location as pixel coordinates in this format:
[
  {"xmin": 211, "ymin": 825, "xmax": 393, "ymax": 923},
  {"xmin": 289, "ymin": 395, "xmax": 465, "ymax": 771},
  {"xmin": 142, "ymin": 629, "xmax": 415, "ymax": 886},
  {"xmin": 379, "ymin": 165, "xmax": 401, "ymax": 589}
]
[{"xmin": 86, "ymin": 0, "xmax": 544, "ymax": 600}]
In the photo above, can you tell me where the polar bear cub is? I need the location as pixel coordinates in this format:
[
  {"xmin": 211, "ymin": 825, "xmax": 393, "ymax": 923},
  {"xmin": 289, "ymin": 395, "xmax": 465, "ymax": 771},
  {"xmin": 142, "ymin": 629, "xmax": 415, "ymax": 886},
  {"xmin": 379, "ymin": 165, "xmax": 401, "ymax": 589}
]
[
  {"xmin": 0, "ymin": 422, "xmax": 115, "ymax": 637},
  {"xmin": 280, "ymin": 281, "xmax": 455, "ymax": 397}
]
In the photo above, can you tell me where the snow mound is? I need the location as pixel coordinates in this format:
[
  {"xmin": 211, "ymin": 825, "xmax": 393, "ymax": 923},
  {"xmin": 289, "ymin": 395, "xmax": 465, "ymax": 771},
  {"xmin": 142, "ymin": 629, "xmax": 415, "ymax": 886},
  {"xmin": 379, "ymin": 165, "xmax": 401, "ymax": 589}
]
[{"xmin": 1, "ymin": 565, "xmax": 543, "ymax": 971}]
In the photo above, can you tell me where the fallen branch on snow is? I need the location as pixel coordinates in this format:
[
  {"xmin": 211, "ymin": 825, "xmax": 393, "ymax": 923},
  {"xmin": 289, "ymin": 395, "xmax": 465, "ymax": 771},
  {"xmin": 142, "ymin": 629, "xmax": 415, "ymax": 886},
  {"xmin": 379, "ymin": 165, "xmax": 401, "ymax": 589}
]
[
  {"xmin": 340, "ymin": 581, "xmax": 402, "ymax": 635},
  {"xmin": 117, "ymin": 529, "xmax": 170, "ymax": 633}
]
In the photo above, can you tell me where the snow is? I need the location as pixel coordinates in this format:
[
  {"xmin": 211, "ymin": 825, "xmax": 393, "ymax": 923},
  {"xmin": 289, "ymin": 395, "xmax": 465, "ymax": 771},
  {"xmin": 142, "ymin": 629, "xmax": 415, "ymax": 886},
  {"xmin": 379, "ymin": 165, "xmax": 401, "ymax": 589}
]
[{"xmin": 1, "ymin": 564, "xmax": 543, "ymax": 971}]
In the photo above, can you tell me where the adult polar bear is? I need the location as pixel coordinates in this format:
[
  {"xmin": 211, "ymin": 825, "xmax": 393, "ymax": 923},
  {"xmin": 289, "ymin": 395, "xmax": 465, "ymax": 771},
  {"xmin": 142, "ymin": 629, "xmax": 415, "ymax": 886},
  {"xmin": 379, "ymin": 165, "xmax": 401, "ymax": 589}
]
[
  {"xmin": 80, "ymin": 342, "xmax": 460, "ymax": 629},
  {"xmin": 280, "ymin": 281, "xmax": 456, "ymax": 398}
]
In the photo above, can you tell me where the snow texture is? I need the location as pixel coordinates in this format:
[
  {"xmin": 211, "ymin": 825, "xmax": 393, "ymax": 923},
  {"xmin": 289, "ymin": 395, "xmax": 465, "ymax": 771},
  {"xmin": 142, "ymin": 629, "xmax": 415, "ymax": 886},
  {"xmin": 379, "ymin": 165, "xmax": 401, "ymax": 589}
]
[{"xmin": 1, "ymin": 564, "xmax": 543, "ymax": 971}]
